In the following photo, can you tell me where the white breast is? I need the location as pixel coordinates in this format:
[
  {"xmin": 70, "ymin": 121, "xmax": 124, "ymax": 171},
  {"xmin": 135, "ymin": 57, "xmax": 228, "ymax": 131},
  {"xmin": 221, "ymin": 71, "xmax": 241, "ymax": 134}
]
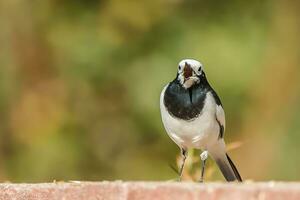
[{"xmin": 160, "ymin": 85, "xmax": 220, "ymax": 150}]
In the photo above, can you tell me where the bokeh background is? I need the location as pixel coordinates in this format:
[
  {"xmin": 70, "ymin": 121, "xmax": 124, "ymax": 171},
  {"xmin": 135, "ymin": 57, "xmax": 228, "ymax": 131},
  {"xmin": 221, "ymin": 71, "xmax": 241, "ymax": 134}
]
[{"xmin": 0, "ymin": 0, "xmax": 300, "ymax": 182}]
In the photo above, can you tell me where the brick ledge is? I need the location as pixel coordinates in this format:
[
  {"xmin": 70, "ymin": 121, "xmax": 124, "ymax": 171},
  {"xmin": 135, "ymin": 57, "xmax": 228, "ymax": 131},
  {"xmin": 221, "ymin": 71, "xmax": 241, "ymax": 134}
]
[{"xmin": 0, "ymin": 181, "xmax": 299, "ymax": 200}]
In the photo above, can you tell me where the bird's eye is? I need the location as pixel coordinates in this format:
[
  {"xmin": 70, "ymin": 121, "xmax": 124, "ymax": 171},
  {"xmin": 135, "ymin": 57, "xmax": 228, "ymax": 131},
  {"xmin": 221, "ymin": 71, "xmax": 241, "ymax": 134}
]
[
  {"xmin": 198, "ymin": 67, "xmax": 201, "ymax": 72},
  {"xmin": 178, "ymin": 66, "xmax": 181, "ymax": 70}
]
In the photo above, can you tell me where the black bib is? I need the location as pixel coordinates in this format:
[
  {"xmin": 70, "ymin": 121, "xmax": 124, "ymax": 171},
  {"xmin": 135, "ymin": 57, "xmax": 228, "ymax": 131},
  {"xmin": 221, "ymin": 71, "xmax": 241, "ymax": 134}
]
[{"xmin": 163, "ymin": 74, "xmax": 221, "ymax": 120}]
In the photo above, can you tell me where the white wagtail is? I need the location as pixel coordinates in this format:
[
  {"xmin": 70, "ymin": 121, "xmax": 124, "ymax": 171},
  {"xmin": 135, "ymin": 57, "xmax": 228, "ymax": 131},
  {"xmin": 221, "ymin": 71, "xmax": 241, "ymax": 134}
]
[{"xmin": 160, "ymin": 59, "xmax": 242, "ymax": 182}]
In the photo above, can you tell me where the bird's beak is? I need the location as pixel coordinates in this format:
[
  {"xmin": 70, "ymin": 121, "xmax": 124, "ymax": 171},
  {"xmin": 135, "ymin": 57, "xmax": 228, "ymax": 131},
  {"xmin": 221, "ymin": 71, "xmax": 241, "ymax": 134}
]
[{"xmin": 184, "ymin": 62, "xmax": 193, "ymax": 80}]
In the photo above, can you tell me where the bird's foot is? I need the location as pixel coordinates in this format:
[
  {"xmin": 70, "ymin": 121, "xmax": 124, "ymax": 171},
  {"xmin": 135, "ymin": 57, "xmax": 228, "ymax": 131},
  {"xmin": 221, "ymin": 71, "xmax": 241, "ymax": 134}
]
[{"xmin": 176, "ymin": 177, "xmax": 182, "ymax": 182}]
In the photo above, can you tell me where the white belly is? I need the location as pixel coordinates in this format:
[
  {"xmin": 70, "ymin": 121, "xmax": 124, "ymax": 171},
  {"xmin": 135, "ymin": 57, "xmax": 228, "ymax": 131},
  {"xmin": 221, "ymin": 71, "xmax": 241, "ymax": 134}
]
[{"xmin": 160, "ymin": 85, "xmax": 220, "ymax": 149}]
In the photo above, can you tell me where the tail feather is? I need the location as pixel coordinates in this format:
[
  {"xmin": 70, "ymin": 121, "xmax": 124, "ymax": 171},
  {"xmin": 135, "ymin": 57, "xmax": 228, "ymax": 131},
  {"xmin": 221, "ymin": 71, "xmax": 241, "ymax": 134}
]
[
  {"xmin": 226, "ymin": 153, "xmax": 242, "ymax": 182},
  {"xmin": 208, "ymin": 141, "xmax": 242, "ymax": 182},
  {"xmin": 215, "ymin": 156, "xmax": 236, "ymax": 182},
  {"xmin": 211, "ymin": 152, "xmax": 242, "ymax": 182}
]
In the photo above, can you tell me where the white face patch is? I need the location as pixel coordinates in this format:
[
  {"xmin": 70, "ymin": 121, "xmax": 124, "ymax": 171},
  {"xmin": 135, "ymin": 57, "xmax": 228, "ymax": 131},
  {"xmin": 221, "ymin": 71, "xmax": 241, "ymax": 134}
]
[{"xmin": 177, "ymin": 59, "xmax": 203, "ymax": 89}]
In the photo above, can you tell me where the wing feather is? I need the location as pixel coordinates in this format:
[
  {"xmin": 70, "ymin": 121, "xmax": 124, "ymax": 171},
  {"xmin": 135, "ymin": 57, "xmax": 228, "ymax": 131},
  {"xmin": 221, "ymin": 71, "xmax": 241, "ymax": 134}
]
[{"xmin": 216, "ymin": 105, "xmax": 226, "ymax": 138}]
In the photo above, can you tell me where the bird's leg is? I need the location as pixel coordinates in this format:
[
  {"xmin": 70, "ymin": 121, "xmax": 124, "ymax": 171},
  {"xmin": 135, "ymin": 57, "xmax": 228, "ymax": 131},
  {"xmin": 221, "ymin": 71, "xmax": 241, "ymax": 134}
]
[
  {"xmin": 199, "ymin": 150, "xmax": 208, "ymax": 182},
  {"xmin": 178, "ymin": 148, "xmax": 187, "ymax": 181}
]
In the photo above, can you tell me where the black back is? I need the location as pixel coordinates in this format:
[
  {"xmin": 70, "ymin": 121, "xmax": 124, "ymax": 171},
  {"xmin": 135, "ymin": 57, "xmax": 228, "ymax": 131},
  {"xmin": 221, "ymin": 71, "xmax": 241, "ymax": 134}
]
[{"xmin": 164, "ymin": 72, "xmax": 222, "ymax": 120}]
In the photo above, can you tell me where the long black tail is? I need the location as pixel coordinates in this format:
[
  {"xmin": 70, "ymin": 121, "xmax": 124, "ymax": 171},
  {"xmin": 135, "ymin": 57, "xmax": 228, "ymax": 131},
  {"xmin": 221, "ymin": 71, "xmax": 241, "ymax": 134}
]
[
  {"xmin": 213, "ymin": 153, "xmax": 242, "ymax": 182},
  {"xmin": 226, "ymin": 153, "xmax": 242, "ymax": 182}
]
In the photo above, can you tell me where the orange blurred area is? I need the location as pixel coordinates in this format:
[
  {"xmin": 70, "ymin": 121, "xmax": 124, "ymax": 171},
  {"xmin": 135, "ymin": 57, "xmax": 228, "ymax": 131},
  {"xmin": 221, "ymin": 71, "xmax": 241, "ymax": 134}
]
[{"xmin": 0, "ymin": 0, "xmax": 299, "ymax": 182}]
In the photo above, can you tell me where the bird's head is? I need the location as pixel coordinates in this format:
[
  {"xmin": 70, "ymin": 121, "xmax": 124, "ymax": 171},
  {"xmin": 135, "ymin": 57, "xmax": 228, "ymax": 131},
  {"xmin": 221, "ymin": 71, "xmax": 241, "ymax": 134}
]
[{"xmin": 177, "ymin": 59, "xmax": 204, "ymax": 89}]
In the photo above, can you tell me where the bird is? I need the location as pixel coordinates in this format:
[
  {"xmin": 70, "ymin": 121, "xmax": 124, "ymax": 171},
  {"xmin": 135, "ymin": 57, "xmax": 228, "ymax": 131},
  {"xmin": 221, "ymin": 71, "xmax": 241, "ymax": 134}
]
[{"xmin": 160, "ymin": 59, "xmax": 242, "ymax": 182}]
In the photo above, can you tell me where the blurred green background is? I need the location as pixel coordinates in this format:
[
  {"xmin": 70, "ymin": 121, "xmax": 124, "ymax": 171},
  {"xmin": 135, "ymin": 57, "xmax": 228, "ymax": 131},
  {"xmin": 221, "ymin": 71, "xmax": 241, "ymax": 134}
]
[{"xmin": 0, "ymin": 0, "xmax": 300, "ymax": 182}]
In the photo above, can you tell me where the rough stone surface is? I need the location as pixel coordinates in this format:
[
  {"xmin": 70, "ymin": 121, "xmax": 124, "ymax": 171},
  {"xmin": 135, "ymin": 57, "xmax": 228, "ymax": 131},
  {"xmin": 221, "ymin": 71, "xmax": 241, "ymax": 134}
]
[{"xmin": 0, "ymin": 181, "xmax": 299, "ymax": 200}]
